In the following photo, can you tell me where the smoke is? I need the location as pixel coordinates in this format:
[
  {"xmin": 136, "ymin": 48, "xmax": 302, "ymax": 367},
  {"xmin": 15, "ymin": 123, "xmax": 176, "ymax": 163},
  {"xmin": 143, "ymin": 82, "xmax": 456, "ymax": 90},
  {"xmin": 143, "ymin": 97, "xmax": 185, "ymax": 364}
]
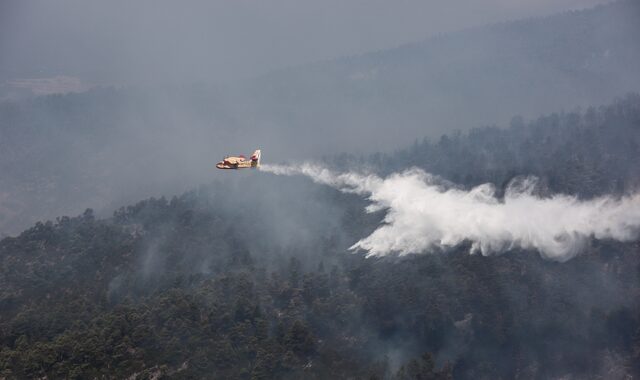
[{"xmin": 260, "ymin": 163, "xmax": 640, "ymax": 261}]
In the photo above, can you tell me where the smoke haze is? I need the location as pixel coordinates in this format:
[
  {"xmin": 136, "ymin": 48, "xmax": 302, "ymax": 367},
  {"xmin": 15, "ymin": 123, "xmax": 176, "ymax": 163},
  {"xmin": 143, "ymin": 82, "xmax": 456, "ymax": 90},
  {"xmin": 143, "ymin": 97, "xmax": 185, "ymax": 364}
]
[
  {"xmin": 2, "ymin": 1, "xmax": 640, "ymax": 378},
  {"xmin": 1, "ymin": 1, "xmax": 638, "ymax": 236},
  {"xmin": 261, "ymin": 163, "xmax": 640, "ymax": 260},
  {"xmin": 0, "ymin": 0, "xmax": 611, "ymax": 85}
]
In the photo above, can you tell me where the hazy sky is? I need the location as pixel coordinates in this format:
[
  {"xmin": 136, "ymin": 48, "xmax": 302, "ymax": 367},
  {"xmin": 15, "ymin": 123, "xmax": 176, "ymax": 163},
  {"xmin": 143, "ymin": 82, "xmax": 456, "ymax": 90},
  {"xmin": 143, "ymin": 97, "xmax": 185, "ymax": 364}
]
[{"xmin": 0, "ymin": 0, "xmax": 610, "ymax": 85}]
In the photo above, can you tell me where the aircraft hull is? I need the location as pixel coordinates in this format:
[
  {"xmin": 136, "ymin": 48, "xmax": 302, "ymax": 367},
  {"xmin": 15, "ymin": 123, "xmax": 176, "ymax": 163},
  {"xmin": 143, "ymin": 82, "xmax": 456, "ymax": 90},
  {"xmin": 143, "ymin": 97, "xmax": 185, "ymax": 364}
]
[
  {"xmin": 216, "ymin": 149, "xmax": 261, "ymax": 170},
  {"xmin": 216, "ymin": 162, "xmax": 256, "ymax": 169}
]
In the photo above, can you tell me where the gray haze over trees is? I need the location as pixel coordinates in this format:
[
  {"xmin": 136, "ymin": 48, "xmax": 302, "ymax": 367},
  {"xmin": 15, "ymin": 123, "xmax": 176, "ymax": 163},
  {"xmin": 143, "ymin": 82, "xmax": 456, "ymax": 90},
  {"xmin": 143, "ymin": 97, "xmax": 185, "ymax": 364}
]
[
  {"xmin": 0, "ymin": 1, "xmax": 639, "ymax": 236},
  {"xmin": 1, "ymin": 2, "xmax": 640, "ymax": 378},
  {"xmin": 1, "ymin": 95, "xmax": 640, "ymax": 378}
]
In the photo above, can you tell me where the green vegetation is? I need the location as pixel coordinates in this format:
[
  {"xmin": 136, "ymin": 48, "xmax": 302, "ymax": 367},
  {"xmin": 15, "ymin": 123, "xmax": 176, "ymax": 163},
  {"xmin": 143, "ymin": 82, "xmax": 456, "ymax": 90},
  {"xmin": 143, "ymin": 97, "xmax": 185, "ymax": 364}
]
[{"xmin": 1, "ymin": 95, "xmax": 640, "ymax": 379}]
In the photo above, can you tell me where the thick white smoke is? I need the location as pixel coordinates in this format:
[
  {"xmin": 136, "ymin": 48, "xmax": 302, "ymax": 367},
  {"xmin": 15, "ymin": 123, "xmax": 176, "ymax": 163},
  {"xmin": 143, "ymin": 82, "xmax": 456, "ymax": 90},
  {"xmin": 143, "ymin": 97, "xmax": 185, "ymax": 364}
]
[{"xmin": 260, "ymin": 163, "xmax": 640, "ymax": 261}]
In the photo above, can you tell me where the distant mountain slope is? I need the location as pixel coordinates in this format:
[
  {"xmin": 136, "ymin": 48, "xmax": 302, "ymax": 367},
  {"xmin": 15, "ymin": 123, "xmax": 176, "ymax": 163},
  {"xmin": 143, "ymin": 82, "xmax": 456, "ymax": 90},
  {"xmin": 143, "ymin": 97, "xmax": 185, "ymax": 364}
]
[{"xmin": 242, "ymin": 0, "xmax": 640, "ymax": 154}]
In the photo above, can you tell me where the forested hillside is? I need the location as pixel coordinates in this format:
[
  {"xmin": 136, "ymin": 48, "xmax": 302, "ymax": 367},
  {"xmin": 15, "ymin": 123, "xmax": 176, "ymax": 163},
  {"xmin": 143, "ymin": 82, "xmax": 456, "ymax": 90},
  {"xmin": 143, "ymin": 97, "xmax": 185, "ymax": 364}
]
[
  {"xmin": 1, "ymin": 95, "xmax": 639, "ymax": 379},
  {"xmin": 350, "ymin": 93, "xmax": 640, "ymax": 198}
]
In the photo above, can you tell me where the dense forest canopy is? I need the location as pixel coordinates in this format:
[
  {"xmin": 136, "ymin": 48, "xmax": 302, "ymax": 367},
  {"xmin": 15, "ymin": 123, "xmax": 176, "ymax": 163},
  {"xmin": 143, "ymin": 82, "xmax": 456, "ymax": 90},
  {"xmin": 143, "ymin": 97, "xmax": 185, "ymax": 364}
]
[{"xmin": 1, "ymin": 95, "xmax": 639, "ymax": 379}]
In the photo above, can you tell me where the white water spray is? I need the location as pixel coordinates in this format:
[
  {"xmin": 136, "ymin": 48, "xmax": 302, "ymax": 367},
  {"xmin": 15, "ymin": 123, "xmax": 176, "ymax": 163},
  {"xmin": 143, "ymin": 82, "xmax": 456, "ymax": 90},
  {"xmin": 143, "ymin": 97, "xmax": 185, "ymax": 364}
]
[{"xmin": 261, "ymin": 163, "xmax": 640, "ymax": 261}]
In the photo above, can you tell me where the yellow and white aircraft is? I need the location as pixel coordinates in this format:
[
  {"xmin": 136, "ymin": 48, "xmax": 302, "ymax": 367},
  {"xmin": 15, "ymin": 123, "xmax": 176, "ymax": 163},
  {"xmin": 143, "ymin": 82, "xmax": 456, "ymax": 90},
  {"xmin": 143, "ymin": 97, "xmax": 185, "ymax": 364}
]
[{"xmin": 216, "ymin": 149, "xmax": 261, "ymax": 169}]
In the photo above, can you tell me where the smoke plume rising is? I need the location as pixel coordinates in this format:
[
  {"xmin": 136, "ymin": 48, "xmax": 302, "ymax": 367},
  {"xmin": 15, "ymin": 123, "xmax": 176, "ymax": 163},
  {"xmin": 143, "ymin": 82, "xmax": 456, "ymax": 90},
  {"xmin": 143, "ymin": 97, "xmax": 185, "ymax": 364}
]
[{"xmin": 260, "ymin": 163, "xmax": 640, "ymax": 261}]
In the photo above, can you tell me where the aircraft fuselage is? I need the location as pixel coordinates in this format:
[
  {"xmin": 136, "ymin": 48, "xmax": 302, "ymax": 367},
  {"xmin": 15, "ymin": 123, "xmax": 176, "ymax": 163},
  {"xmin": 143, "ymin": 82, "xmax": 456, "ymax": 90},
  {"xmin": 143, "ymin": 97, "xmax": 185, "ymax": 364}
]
[{"xmin": 216, "ymin": 149, "xmax": 261, "ymax": 170}]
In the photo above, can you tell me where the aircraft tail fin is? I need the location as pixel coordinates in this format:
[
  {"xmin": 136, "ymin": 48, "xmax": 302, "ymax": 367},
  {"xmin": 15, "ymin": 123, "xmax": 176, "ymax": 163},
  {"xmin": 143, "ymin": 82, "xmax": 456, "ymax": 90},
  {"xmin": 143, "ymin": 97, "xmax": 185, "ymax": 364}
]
[{"xmin": 251, "ymin": 149, "xmax": 261, "ymax": 168}]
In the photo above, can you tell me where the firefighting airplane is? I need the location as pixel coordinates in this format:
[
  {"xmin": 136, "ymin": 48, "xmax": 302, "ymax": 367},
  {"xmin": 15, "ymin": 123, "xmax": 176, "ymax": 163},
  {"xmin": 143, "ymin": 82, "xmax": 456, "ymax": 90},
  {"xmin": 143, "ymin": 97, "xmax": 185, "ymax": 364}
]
[{"xmin": 216, "ymin": 149, "xmax": 261, "ymax": 169}]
